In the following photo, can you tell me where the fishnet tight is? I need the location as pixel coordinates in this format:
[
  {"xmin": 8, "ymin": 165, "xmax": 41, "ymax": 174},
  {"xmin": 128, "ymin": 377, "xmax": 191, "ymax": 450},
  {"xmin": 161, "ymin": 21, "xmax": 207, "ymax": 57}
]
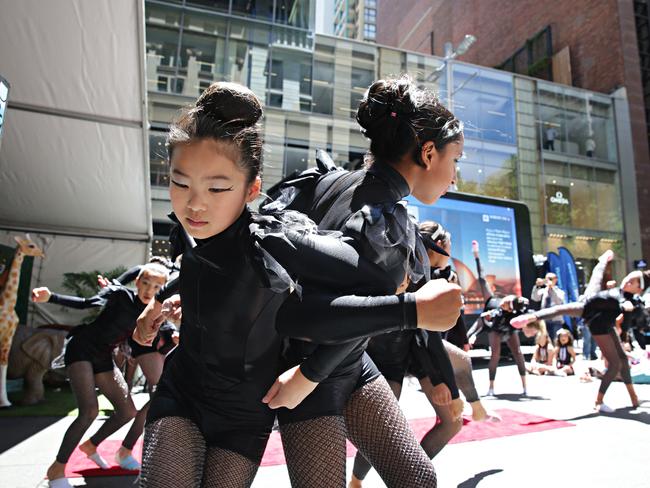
[
  {"xmin": 345, "ymin": 377, "xmax": 437, "ymax": 488},
  {"xmin": 139, "ymin": 416, "xmax": 259, "ymax": 487},
  {"xmin": 280, "ymin": 416, "xmax": 348, "ymax": 487}
]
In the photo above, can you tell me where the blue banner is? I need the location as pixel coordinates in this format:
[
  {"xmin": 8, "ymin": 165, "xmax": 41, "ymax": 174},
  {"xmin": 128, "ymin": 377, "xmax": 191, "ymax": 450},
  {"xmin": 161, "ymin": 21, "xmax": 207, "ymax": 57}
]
[{"xmin": 558, "ymin": 247, "xmax": 580, "ymax": 303}]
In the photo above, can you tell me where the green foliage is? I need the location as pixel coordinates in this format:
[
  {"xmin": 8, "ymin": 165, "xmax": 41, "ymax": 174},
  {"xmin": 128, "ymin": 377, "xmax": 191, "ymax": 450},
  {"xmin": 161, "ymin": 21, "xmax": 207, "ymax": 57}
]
[{"xmin": 61, "ymin": 267, "xmax": 127, "ymax": 323}]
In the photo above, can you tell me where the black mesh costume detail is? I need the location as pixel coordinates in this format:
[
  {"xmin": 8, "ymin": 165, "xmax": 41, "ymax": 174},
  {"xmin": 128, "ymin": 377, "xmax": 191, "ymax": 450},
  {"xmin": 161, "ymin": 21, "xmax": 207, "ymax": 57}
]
[
  {"xmin": 140, "ymin": 416, "xmax": 259, "ymax": 488},
  {"xmin": 280, "ymin": 416, "xmax": 348, "ymax": 488},
  {"xmin": 344, "ymin": 377, "xmax": 437, "ymax": 488}
]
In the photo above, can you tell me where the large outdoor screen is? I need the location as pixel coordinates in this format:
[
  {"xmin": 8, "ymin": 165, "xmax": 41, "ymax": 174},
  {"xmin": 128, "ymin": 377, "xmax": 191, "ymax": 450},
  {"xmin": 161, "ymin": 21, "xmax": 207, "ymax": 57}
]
[{"xmin": 406, "ymin": 193, "xmax": 533, "ymax": 315}]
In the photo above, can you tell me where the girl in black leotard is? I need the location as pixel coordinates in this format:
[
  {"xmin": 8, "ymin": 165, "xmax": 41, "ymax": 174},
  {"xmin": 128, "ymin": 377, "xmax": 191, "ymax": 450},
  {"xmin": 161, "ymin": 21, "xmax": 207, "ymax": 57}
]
[
  {"xmin": 32, "ymin": 263, "xmax": 169, "ymax": 488},
  {"xmin": 97, "ymin": 261, "xmax": 179, "ymax": 471},
  {"xmin": 514, "ymin": 250, "xmax": 641, "ymax": 412},
  {"xmin": 132, "ymin": 81, "xmax": 460, "ymax": 488},
  {"xmin": 263, "ymin": 76, "xmax": 464, "ymax": 488},
  {"xmin": 554, "ymin": 329, "xmax": 576, "ymax": 376}
]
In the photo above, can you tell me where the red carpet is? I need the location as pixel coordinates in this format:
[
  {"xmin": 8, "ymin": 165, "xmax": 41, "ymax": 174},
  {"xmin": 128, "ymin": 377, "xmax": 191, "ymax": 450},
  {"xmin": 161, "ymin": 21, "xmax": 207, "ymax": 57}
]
[
  {"xmin": 65, "ymin": 441, "xmax": 142, "ymax": 478},
  {"xmin": 64, "ymin": 408, "xmax": 573, "ymax": 476}
]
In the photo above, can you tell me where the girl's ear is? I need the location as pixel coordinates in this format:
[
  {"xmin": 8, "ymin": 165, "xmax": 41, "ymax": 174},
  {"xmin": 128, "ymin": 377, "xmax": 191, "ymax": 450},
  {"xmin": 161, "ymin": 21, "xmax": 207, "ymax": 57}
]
[
  {"xmin": 419, "ymin": 141, "xmax": 438, "ymax": 171},
  {"xmin": 246, "ymin": 176, "xmax": 262, "ymax": 203}
]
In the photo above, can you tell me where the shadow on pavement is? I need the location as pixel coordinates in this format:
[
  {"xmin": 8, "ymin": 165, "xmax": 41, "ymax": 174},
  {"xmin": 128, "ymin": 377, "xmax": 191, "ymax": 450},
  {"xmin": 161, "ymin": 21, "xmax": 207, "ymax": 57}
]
[
  {"xmin": 482, "ymin": 393, "xmax": 550, "ymax": 402},
  {"xmin": 457, "ymin": 468, "xmax": 504, "ymax": 487},
  {"xmin": 79, "ymin": 475, "xmax": 138, "ymax": 487},
  {"xmin": 564, "ymin": 406, "xmax": 650, "ymax": 425},
  {"xmin": 0, "ymin": 416, "xmax": 63, "ymax": 454}
]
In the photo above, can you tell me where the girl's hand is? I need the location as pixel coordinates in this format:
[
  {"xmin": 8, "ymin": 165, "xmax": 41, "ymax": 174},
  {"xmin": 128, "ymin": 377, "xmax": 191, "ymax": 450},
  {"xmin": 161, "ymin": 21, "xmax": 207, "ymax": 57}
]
[
  {"xmin": 450, "ymin": 398, "xmax": 464, "ymax": 420},
  {"xmin": 97, "ymin": 274, "xmax": 111, "ymax": 288},
  {"xmin": 262, "ymin": 365, "xmax": 318, "ymax": 410},
  {"xmin": 430, "ymin": 383, "xmax": 452, "ymax": 406},
  {"xmin": 134, "ymin": 299, "xmax": 164, "ymax": 346},
  {"xmin": 621, "ymin": 301, "xmax": 634, "ymax": 313},
  {"xmin": 161, "ymin": 294, "xmax": 182, "ymax": 325},
  {"xmin": 31, "ymin": 287, "xmax": 51, "ymax": 303},
  {"xmin": 415, "ymin": 279, "xmax": 463, "ymax": 332}
]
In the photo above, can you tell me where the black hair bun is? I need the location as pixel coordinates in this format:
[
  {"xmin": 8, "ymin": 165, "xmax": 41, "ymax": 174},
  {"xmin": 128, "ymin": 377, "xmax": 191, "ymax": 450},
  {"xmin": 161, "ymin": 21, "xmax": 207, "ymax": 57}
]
[
  {"xmin": 356, "ymin": 77, "xmax": 417, "ymax": 138},
  {"xmin": 196, "ymin": 82, "xmax": 263, "ymax": 127}
]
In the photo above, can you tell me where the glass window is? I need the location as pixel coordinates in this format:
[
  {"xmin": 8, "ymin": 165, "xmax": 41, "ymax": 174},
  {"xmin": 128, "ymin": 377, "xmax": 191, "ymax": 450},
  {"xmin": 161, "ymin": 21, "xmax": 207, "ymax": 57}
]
[
  {"xmin": 178, "ymin": 16, "xmax": 228, "ymax": 96},
  {"xmin": 537, "ymin": 83, "xmax": 617, "ymax": 162},
  {"xmin": 364, "ymin": 24, "xmax": 376, "ymax": 40},
  {"xmin": 227, "ymin": 21, "xmax": 271, "ymax": 92},
  {"xmin": 276, "ymin": 0, "xmax": 313, "ymax": 29},
  {"xmin": 186, "ymin": 0, "xmax": 230, "ymax": 13},
  {"xmin": 312, "ymin": 61, "xmax": 334, "ymax": 114},
  {"xmin": 146, "ymin": 23, "xmax": 182, "ymax": 93},
  {"xmin": 268, "ymin": 34, "xmax": 312, "ymax": 111},
  {"xmin": 232, "ymin": 0, "xmax": 274, "ymax": 21},
  {"xmin": 563, "ymin": 88, "xmax": 590, "ymax": 158},
  {"xmin": 538, "ymin": 83, "xmax": 566, "ymax": 153},
  {"xmin": 457, "ymin": 140, "xmax": 517, "ymax": 198},
  {"xmin": 594, "ymin": 168, "xmax": 623, "ymax": 232},
  {"xmin": 452, "ymin": 65, "xmax": 516, "ymax": 144},
  {"xmin": 589, "ymin": 94, "xmax": 617, "ymax": 161},
  {"xmin": 146, "ymin": 4, "xmax": 182, "ymax": 28},
  {"xmin": 284, "ymin": 144, "xmax": 309, "ymax": 175},
  {"xmin": 349, "ymin": 67, "xmax": 375, "ymax": 117},
  {"xmin": 149, "ymin": 132, "xmax": 169, "ymax": 188},
  {"xmin": 545, "ymin": 181, "xmax": 572, "ymax": 227},
  {"xmin": 569, "ymin": 174, "xmax": 597, "ymax": 230}
]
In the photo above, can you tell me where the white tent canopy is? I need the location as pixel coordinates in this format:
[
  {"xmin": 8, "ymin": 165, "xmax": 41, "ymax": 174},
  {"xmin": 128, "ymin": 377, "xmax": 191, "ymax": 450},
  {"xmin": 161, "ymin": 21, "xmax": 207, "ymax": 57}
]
[{"xmin": 0, "ymin": 0, "xmax": 151, "ymax": 324}]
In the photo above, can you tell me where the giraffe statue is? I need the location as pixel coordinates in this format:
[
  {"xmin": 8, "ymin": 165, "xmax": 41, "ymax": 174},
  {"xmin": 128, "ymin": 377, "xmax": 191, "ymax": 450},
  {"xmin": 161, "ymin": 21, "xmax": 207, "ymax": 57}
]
[{"xmin": 0, "ymin": 235, "xmax": 45, "ymax": 407}]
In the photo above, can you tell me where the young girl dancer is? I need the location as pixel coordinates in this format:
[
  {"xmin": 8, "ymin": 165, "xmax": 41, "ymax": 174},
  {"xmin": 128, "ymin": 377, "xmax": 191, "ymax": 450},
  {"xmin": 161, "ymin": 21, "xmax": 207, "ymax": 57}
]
[
  {"xmin": 554, "ymin": 329, "xmax": 576, "ymax": 376},
  {"xmin": 513, "ymin": 250, "xmax": 640, "ymax": 412},
  {"xmin": 132, "ymin": 81, "xmax": 462, "ymax": 488},
  {"xmin": 467, "ymin": 241, "xmax": 528, "ymax": 396},
  {"xmin": 264, "ymin": 75, "xmax": 464, "ymax": 487},
  {"xmin": 33, "ymin": 263, "xmax": 169, "ymax": 487},
  {"xmin": 527, "ymin": 326, "xmax": 555, "ymax": 375},
  {"xmin": 98, "ymin": 260, "xmax": 179, "ymax": 471}
]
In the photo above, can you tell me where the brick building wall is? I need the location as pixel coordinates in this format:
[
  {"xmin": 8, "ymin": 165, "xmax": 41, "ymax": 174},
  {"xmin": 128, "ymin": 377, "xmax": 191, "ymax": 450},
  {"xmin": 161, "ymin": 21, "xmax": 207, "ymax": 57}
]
[{"xmin": 377, "ymin": 0, "xmax": 650, "ymax": 261}]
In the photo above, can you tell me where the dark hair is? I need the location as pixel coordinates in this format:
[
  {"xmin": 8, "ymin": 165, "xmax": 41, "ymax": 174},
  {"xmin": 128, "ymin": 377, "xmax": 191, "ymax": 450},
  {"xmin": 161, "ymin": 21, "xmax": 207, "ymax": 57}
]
[
  {"xmin": 356, "ymin": 75, "xmax": 463, "ymax": 167},
  {"xmin": 167, "ymin": 82, "xmax": 264, "ymax": 183},
  {"xmin": 642, "ymin": 270, "xmax": 650, "ymax": 292},
  {"xmin": 419, "ymin": 220, "xmax": 450, "ymax": 246}
]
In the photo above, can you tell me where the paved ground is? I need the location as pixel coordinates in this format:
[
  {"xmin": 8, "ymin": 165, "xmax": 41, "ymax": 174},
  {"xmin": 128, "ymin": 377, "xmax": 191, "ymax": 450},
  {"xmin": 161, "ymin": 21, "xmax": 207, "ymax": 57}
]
[{"xmin": 2, "ymin": 351, "xmax": 649, "ymax": 488}]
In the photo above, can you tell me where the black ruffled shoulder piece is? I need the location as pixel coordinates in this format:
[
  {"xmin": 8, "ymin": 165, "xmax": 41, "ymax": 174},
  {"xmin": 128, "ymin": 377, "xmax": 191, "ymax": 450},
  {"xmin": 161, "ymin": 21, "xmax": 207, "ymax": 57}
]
[
  {"xmin": 343, "ymin": 199, "xmax": 429, "ymax": 285},
  {"xmin": 261, "ymin": 149, "xmax": 344, "ymax": 214},
  {"xmin": 247, "ymin": 210, "xmax": 313, "ymax": 297}
]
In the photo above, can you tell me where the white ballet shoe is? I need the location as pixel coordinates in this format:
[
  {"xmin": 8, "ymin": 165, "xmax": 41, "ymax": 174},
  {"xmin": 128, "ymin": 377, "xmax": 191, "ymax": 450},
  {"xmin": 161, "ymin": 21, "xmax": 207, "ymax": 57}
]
[
  {"xmin": 87, "ymin": 452, "xmax": 109, "ymax": 469},
  {"xmin": 48, "ymin": 478, "xmax": 74, "ymax": 488},
  {"xmin": 595, "ymin": 403, "xmax": 614, "ymax": 413}
]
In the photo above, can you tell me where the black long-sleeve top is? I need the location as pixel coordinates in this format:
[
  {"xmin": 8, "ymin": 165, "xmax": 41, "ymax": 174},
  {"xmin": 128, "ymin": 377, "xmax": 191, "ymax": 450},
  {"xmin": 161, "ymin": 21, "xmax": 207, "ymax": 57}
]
[
  {"xmin": 48, "ymin": 285, "xmax": 146, "ymax": 354},
  {"xmin": 264, "ymin": 161, "xmax": 432, "ymax": 382},
  {"xmin": 156, "ymin": 208, "xmax": 423, "ymax": 409}
]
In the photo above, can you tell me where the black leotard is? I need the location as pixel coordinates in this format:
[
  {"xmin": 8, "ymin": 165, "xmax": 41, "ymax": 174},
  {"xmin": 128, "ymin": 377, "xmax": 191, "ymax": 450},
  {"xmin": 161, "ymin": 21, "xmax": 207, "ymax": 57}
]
[
  {"xmin": 556, "ymin": 344, "xmax": 573, "ymax": 367},
  {"xmin": 265, "ymin": 162, "xmax": 434, "ymax": 423},
  {"xmin": 147, "ymin": 208, "xmax": 424, "ymax": 461},
  {"xmin": 48, "ymin": 286, "xmax": 146, "ymax": 373}
]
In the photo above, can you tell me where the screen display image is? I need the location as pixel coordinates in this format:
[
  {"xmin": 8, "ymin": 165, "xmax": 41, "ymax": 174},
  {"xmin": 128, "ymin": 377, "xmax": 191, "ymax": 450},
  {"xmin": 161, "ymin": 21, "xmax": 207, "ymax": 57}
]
[{"xmin": 406, "ymin": 194, "xmax": 524, "ymax": 314}]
